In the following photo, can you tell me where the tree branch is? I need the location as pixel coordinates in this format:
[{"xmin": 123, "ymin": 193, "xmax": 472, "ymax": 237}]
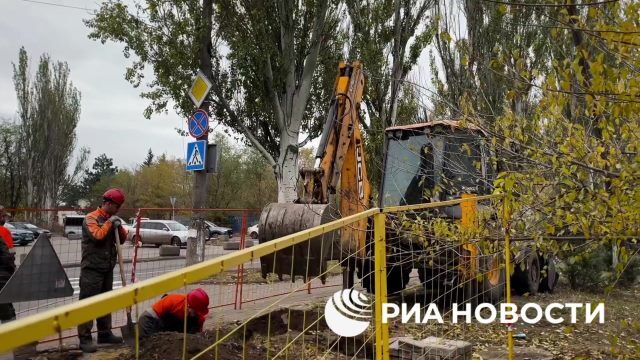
[
  {"xmin": 297, "ymin": 135, "xmax": 312, "ymax": 148},
  {"xmin": 291, "ymin": 0, "xmax": 329, "ymax": 126},
  {"xmin": 278, "ymin": 0, "xmax": 296, "ymax": 128},
  {"xmin": 265, "ymin": 55, "xmax": 285, "ymax": 131},
  {"xmin": 210, "ymin": 87, "xmax": 277, "ymax": 167}
]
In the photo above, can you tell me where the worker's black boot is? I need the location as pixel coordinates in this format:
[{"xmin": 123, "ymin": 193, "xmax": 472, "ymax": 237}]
[
  {"xmin": 97, "ymin": 332, "xmax": 123, "ymax": 344},
  {"xmin": 79, "ymin": 338, "xmax": 97, "ymax": 353}
]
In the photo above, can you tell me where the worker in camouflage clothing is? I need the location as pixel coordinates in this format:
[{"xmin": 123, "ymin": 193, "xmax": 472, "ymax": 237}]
[{"xmin": 77, "ymin": 189, "xmax": 128, "ymax": 353}]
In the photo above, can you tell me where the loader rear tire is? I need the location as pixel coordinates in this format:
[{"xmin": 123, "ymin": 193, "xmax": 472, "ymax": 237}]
[
  {"xmin": 477, "ymin": 253, "xmax": 506, "ymax": 304},
  {"xmin": 513, "ymin": 251, "xmax": 540, "ymax": 296},
  {"xmin": 539, "ymin": 256, "xmax": 559, "ymax": 293}
]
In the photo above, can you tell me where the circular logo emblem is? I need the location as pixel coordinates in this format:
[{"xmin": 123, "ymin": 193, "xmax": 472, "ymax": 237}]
[{"xmin": 324, "ymin": 289, "xmax": 371, "ymax": 337}]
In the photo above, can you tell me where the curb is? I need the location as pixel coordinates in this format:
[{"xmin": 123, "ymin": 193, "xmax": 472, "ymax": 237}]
[{"xmin": 61, "ymin": 256, "xmax": 186, "ymax": 269}]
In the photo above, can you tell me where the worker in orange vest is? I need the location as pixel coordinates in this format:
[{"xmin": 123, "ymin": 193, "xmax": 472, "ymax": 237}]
[
  {"xmin": 138, "ymin": 288, "xmax": 210, "ymax": 339},
  {"xmin": 0, "ymin": 206, "xmax": 13, "ymax": 250},
  {"xmin": 77, "ymin": 188, "xmax": 129, "ymax": 353},
  {"xmin": 0, "ymin": 205, "xmax": 16, "ymax": 323}
]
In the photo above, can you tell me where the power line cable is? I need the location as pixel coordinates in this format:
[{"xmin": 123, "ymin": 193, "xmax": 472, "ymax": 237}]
[{"xmin": 19, "ymin": 0, "xmax": 95, "ymax": 12}]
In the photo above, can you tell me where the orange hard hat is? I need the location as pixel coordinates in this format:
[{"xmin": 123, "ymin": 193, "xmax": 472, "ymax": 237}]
[
  {"xmin": 103, "ymin": 188, "xmax": 125, "ymax": 206},
  {"xmin": 187, "ymin": 288, "xmax": 209, "ymax": 316}
]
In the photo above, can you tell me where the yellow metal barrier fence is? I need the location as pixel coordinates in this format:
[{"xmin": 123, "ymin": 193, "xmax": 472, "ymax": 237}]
[
  {"xmin": 0, "ymin": 194, "xmax": 509, "ymax": 360},
  {"xmin": 0, "ymin": 208, "xmax": 377, "ymax": 352}
]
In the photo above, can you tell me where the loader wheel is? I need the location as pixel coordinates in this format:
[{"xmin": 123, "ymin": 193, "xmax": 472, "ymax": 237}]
[
  {"xmin": 539, "ymin": 256, "xmax": 559, "ymax": 293},
  {"xmin": 513, "ymin": 251, "xmax": 540, "ymax": 296},
  {"xmin": 359, "ymin": 259, "xmax": 409, "ymax": 296},
  {"xmin": 475, "ymin": 254, "xmax": 505, "ymax": 304}
]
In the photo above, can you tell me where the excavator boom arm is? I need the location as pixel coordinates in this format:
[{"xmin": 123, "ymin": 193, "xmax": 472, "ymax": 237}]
[
  {"xmin": 299, "ymin": 61, "xmax": 371, "ymax": 256},
  {"xmin": 301, "ymin": 62, "xmax": 371, "ymax": 210}
]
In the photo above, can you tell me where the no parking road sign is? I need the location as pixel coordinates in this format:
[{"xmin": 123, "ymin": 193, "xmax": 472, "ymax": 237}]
[
  {"xmin": 186, "ymin": 140, "xmax": 206, "ymax": 171},
  {"xmin": 188, "ymin": 109, "xmax": 209, "ymax": 138}
]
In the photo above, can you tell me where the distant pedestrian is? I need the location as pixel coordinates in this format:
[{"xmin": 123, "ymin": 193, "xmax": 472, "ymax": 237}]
[
  {"xmin": 77, "ymin": 189, "xmax": 129, "ymax": 353},
  {"xmin": 138, "ymin": 288, "xmax": 209, "ymax": 339},
  {"xmin": 0, "ymin": 205, "xmax": 16, "ymax": 323}
]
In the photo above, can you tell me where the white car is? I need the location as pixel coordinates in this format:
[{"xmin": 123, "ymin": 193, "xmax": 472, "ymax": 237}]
[
  {"xmin": 130, "ymin": 220, "xmax": 188, "ymax": 247},
  {"xmin": 204, "ymin": 221, "xmax": 233, "ymax": 238},
  {"xmin": 63, "ymin": 215, "xmax": 85, "ymax": 238},
  {"xmin": 247, "ymin": 224, "xmax": 259, "ymax": 239}
]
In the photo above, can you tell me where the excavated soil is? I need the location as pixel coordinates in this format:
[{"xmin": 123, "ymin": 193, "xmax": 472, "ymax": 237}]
[
  {"xmin": 117, "ymin": 331, "xmax": 265, "ymax": 360},
  {"xmin": 26, "ymin": 307, "xmax": 374, "ymax": 360},
  {"xmin": 114, "ymin": 307, "xmax": 375, "ymax": 360}
]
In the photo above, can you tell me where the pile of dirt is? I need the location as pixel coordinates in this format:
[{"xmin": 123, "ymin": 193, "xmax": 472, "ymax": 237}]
[
  {"xmin": 114, "ymin": 307, "xmax": 367, "ymax": 360},
  {"xmin": 117, "ymin": 332, "xmax": 266, "ymax": 360},
  {"xmin": 30, "ymin": 349, "xmax": 83, "ymax": 360}
]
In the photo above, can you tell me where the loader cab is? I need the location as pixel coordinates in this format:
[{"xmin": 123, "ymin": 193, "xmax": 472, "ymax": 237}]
[{"xmin": 380, "ymin": 120, "xmax": 494, "ymax": 209}]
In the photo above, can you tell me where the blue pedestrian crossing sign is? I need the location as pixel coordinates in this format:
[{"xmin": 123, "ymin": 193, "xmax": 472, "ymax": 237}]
[{"xmin": 186, "ymin": 140, "xmax": 206, "ymax": 171}]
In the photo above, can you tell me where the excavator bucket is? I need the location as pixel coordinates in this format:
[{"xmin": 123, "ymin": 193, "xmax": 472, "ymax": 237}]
[{"xmin": 258, "ymin": 203, "xmax": 339, "ymax": 284}]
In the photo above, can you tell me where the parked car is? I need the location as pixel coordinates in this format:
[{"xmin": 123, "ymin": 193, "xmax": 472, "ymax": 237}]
[
  {"xmin": 9, "ymin": 222, "xmax": 51, "ymax": 240},
  {"xmin": 3, "ymin": 223, "xmax": 35, "ymax": 246},
  {"xmin": 63, "ymin": 215, "xmax": 85, "ymax": 237},
  {"xmin": 247, "ymin": 224, "xmax": 259, "ymax": 239},
  {"xmin": 204, "ymin": 221, "xmax": 232, "ymax": 239},
  {"xmin": 128, "ymin": 217, "xmax": 149, "ymax": 226},
  {"xmin": 130, "ymin": 220, "xmax": 188, "ymax": 247},
  {"xmin": 119, "ymin": 222, "xmax": 131, "ymax": 237}
]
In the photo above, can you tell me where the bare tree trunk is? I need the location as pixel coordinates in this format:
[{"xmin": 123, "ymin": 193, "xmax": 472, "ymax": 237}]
[
  {"xmin": 25, "ymin": 157, "xmax": 34, "ymax": 222},
  {"xmin": 275, "ymin": 131, "xmax": 299, "ymax": 203},
  {"xmin": 387, "ymin": 61, "xmax": 404, "ymax": 126},
  {"xmin": 43, "ymin": 192, "xmax": 54, "ymax": 225},
  {"xmin": 387, "ymin": 0, "xmax": 404, "ymax": 127}
]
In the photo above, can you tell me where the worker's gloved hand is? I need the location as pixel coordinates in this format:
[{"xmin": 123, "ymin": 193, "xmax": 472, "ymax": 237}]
[{"xmin": 109, "ymin": 216, "xmax": 124, "ymax": 227}]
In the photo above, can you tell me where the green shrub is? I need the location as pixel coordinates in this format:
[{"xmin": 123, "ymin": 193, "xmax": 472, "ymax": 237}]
[{"xmin": 564, "ymin": 245, "xmax": 640, "ymax": 293}]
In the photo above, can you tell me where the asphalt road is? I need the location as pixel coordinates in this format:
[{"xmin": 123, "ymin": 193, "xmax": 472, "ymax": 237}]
[
  {"xmin": 13, "ymin": 235, "xmax": 198, "ymax": 267},
  {"xmin": 8, "ymin": 235, "xmax": 260, "ymax": 319}
]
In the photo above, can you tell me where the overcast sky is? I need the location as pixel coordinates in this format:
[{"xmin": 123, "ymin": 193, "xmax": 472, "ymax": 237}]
[
  {"xmin": 0, "ymin": 0, "xmax": 439, "ymax": 171},
  {"xmin": 0, "ymin": 0, "xmax": 190, "ymax": 169}
]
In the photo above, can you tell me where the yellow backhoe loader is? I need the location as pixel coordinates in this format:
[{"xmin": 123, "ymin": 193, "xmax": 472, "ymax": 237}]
[
  {"xmin": 258, "ymin": 61, "xmax": 370, "ymax": 287},
  {"xmin": 258, "ymin": 62, "xmax": 558, "ymax": 303}
]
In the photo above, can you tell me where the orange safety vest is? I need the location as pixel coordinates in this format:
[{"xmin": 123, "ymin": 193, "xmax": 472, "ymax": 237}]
[
  {"xmin": 0, "ymin": 226, "xmax": 13, "ymax": 249},
  {"xmin": 152, "ymin": 294, "xmax": 205, "ymax": 331}
]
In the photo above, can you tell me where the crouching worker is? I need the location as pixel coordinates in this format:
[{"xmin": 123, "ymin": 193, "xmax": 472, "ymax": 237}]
[{"xmin": 138, "ymin": 288, "xmax": 209, "ymax": 339}]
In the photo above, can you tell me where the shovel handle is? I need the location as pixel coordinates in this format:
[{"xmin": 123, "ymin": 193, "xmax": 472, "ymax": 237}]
[
  {"xmin": 114, "ymin": 225, "xmax": 127, "ymax": 287},
  {"xmin": 114, "ymin": 226, "xmax": 133, "ymax": 318}
]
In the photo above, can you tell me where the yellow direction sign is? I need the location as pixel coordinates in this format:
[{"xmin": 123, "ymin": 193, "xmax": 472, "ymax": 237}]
[{"xmin": 188, "ymin": 70, "xmax": 212, "ymax": 107}]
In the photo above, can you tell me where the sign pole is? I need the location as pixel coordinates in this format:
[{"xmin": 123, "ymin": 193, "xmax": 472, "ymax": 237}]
[
  {"xmin": 187, "ymin": 0, "xmax": 214, "ymax": 266},
  {"xmin": 170, "ymin": 197, "xmax": 176, "ymax": 220}
]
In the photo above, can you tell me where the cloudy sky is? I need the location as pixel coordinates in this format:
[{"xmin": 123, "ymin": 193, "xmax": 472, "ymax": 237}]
[
  {"xmin": 0, "ymin": 0, "xmax": 190, "ymax": 169},
  {"xmin": 0, "ymin": 0, "xmax": 439, "ymax": 171}
]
